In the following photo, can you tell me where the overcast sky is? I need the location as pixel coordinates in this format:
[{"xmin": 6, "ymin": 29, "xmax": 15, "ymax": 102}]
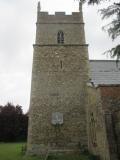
[{"xmin": 0, "ymin": 0, "xmax": 119, "ymax": 112}]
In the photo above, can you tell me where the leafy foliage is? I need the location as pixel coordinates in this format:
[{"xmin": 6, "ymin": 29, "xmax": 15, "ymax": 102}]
[
  {"xmin": 100, "ymin": 2, "xmax": 120, "ymax": 60},
  {"xmin": 105, "ymin": 44, "xmax": 120, "ymax": 62},
  {"xmin": 80, "ymin": 0, "xmax": 120, "ymax": 60},
  {"xmin": 101, "ymin": 3, "xmax": 120, "ymax": 40},
  {"xmin": 79, "ymin": 0, "xmax": 104, "ymax": 5},
  {"xmin": 0, "ymin": 103, "xmax": 28, "ymax": 142}
]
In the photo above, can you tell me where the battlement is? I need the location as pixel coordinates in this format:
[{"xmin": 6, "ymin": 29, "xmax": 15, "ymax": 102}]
[
  {"xmin": 37, "ymin": 11, "xmax": 83, "ymax": 24},
  {"xmin": 38, "ymin": 11, "xmax": 82, "ymax": 16}
]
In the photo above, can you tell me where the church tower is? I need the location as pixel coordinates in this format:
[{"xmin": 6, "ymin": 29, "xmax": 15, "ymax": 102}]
[{"xmin": 27, "ymin": 2, "xmax": 89, "ymax": 155}]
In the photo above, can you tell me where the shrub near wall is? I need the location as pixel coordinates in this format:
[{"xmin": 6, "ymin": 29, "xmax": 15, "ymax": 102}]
[{"xmin": 0, "ymin": 103, "xmax": 28, "ymax": 142}]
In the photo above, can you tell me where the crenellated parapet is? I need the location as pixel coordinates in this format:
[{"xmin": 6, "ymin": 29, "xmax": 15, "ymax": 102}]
[{"xmin": 37, "ymin": 12, "xmax": 83, "ymax": 24}]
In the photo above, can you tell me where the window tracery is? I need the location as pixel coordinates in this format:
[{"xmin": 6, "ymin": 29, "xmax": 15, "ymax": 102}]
[{"xmin": 57, "ymin": 31, "xmax": 64, "ymax": 44}]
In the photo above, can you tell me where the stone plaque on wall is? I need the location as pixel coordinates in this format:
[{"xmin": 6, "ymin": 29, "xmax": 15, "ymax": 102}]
[{"xmin": 52, "ymin": 112, "xmax": 63, "ymax": 125}]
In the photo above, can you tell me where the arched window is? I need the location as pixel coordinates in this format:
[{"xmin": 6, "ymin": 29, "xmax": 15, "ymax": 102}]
[{"xmin": 57, "ymin": 31, "xmax": 64, "ymax": 44}]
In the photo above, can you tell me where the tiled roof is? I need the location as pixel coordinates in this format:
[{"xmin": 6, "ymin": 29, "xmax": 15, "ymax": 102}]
[{"xmin": 89, "ymin": 60, "xmax": 120, "ymax": 85}]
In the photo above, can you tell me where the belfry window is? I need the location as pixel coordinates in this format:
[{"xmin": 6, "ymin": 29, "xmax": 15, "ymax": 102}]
[{"xmin": 57, "ymin": 31, "xmax": 64, "ymax": 44}]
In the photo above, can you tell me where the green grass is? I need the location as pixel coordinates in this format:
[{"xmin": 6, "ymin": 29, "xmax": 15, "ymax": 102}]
[
  {"xmin": 0, "ymin": 143, "xmax": 39, "ymax": 160},
  {"xmin": 0, "ymin": 143, "xmax": 91, "ymax": 160}
]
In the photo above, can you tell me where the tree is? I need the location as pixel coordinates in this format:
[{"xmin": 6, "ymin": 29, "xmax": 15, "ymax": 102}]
[
  {"xmin": 81, "ymin": 0, "xmax": 120, "ymax": 60},
  {"xmin": 100, "ymin": 2, "xmax": 120, "ymax": 61},
  {"xmin": 0, "ymin": 103, "xmax": 28, "ymax": 142}
]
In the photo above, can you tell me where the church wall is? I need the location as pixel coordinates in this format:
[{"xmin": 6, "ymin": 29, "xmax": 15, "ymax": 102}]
[
  {"xmin": 27, "ymin": 44, "xmax": 89, "ymax": 154},
  {"xmin": 87, "ymin": 86, "xmax": 110, "ymax": 160},
  {"xmin": 27, "ymin": 6, "xmax": 90, "ymax": 154},
  {"xmin": 99, "ymin": 85, "xmax": 120, "ymax": 159},
  {"xmin": 35, "ymin": 23, "xmax": 85, "ymax": 45},
  {"xmin": 27, "ymin": 4, "xmax": 120, "ymax": 158},
  {"xmin": 114, "ymin": 111, "xmax": 120, "ymax": 158},
  {"xmin": 100, "ymin": 86, "xmax": 120, "ymax": 112}
]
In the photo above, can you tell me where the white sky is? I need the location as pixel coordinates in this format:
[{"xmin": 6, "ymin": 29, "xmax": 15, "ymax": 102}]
[{"xmin": 0, "ymin": 0, "xmax": 119, "ymax": 113}]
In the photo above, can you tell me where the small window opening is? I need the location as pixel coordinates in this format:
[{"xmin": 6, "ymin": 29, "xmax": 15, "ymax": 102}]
[
  {"xmin": 60, "ymin": 60, "xmax": 63, "ymax": 69},
  {"xmin": 57, "ymin": 31, "xmax": 64, "ymax": 44}
]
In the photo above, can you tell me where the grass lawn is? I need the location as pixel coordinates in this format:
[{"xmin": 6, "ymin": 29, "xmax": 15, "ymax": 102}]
[
  {"xmin": 0, "ymin": 143, "xmax": 91, "ymax": 160},
  {"xmin": 0, "ymin": 143, "xmax": 39, "ymax": 160}
]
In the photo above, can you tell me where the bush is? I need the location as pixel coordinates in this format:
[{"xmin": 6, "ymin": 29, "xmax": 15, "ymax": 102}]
[{"xmin": 0, "ymin": 103, "xmax": 28, "ymax": 142}]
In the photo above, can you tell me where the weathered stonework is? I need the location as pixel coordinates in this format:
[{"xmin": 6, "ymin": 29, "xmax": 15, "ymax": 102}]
[
  {"xmin": 100, "ymin": 85, "xmax": 120, "ymax": 159},
  {"xmin": 87, "ymin": 85, "xmax": 120, "ymax": 160},
  {"xmin": 87, "ymin": 86, "xmax": 110, "ymax": 160},
  {"xmin": 27, "ymin": 3, "xmax": 120, "ymax": 159},
  {"xmin": 27, "ymin": 8, "xmax": 89, "ymax": 155}
]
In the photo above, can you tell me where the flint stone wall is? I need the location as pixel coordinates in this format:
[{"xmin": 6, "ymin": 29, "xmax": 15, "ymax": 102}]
[{"xmin": 27, "ymin": 11, "xmax": 89, "ymax": 155}]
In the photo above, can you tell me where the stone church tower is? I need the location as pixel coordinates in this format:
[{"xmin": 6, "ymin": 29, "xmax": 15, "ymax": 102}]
[{"xmin": 27, "ymin": 2, "xmax": 89, "ymax": 155}]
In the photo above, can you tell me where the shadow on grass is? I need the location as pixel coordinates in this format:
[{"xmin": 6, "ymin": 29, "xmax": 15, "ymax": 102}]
[{"xmin": 23, "ymin": 154, "xmax": 99, "ymax": 160}]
